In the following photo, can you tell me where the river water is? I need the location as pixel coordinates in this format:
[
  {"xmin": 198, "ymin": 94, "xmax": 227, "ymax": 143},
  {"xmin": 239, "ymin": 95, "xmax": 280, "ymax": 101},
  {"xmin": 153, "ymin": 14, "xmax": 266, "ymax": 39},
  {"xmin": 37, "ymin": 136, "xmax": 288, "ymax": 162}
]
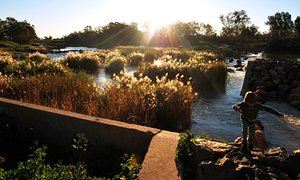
[
  {"xmin": 191, "ymin": 58, "xmax": 300, "ymax": 152},
  {"xmin": 47, "ymin": 49, "xmax": 300, "ymax": 152}
]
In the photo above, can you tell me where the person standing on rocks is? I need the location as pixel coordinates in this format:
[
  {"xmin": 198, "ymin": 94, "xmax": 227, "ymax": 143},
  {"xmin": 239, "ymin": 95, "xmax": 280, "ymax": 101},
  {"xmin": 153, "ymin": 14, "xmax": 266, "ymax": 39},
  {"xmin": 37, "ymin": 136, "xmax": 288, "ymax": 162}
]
[{"xmin": 233, "ymin": 91, "xmax": 285, "ymax": 153}]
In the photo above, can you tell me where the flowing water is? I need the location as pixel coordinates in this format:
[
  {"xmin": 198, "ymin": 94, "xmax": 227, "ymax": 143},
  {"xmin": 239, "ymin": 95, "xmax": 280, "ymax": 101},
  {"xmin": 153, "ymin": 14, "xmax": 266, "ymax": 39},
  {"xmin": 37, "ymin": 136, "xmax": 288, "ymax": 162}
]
[{"xmin": 191, "ymin": 57, "xmax": 300, "ymax": 152}]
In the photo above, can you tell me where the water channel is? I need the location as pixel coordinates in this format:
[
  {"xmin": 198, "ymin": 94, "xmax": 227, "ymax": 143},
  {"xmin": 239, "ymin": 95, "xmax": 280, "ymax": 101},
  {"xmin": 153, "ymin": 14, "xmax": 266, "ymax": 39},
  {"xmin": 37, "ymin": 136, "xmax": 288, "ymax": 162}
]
[
  {"xmin": 47, "ymin": 48, "xmax": 300, "ymax": 152},
  {"xmin": 191, "ymin": 56, "xmax": 300, "ymax": 152}
]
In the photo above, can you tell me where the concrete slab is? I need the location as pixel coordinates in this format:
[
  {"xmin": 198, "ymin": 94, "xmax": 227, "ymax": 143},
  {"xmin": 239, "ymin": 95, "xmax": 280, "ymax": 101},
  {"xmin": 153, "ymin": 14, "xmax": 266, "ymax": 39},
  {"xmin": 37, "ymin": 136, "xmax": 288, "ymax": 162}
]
[{"xmin": 139, "ymin": 131, "xmax": 182, "ymax": 180}]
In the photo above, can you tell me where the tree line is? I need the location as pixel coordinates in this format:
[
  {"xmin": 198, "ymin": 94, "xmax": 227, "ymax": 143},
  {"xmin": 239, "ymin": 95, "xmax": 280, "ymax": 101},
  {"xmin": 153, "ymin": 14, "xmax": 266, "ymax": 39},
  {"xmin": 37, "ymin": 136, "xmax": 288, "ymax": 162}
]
[{"xmin": 1, "ymin": 10, "xmax": 300, "ymax": 48}]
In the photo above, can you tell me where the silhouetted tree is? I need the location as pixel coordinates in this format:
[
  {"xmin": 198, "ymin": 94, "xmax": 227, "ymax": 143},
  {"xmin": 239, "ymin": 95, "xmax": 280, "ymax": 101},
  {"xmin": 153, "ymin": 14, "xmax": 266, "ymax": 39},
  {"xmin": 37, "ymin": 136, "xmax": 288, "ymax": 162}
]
[
  {"xmin": 98, "ymin": 22, "xmax": 142, "ymax": 48},
  {"xmin": 220, "ymin": 10, "xmax": 255, "ymax": 40},
  {"xmin": 295, "ymin": 16, "xmax": 300, "ymax": 38},
  {"xmin": 266, "ymin": 12, "xmax": 294, "ymax": 41},
  {"xmin": 2, "ymin": 17, "xmax": 37, "ymax": 44}
]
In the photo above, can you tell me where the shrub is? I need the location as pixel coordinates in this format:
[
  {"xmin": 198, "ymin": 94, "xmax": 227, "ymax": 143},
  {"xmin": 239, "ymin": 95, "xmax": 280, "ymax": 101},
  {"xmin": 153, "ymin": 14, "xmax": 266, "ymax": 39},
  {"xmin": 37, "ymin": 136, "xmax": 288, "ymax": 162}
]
[
  {"xmin": 27, "ymin": 52, "xmax": 50, "ymax": 63},
  {"xmin": 144, "ymin": 51, "xmax": 157, "ymax": 63},
  {"xmin": 163, "ymin": 49, "xmax": 192, "ymax": 62},
  {"xmin": 63, "ymin": 52, "xmax": 101, "ymax": 73},
  {"xmin": 175, "ymin": 131, "xmax": 196, "ymax": 179},
  {"xmin": 0, "ymin": 147, "xmax": 91, "ymax": 179},
  {"xmin": 0, "ymin": 55, "xmax": 67, "ymax": 78},
  {"xmin": 140, "ymin": 52, "xmax": 227, "ymax": 94},
  {"xmin": 128, "ymin": 52, "xmax": 144, "ymax": 66},
  {"xmin": 105, "ymin": 56, "xmax": 126, "ymax": 75}
]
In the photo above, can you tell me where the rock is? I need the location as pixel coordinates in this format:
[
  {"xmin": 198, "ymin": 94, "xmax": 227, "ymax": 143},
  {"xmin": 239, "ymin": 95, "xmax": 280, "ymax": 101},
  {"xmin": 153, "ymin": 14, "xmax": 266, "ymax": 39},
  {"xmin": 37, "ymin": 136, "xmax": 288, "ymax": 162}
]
[
  {"xmin": 227, "ymin": 68, "xmax": 235, "ymax": 73},
  {"xmin": 290, "ymin": 100, "xmax": 300, "ymax": 107},
  {"xmin": 269, "ymin": 69, "xmax": 277, "ymax": 77},
  {"xmin": 281, "ymin": 151, "xmax": 300, "ymax": 178},
  {"xmin": 192, "ymin": 144, "xmax": 214, "ymax": 167},
  {"xmin": 265, "ymin": 147, "xmax": 287, "ymax": 157},
  {"xmin": 277, "ymin": 84, "xmax": 290, "ymax": 96},
  {"xmin": 236, "ymin": 165, "xmax": 255, "ymax": 180},
  {"xmin": 291, "ymin": 87, "xmax": 300, "ymax": 94},
  {"xmin": 275, "ymin": 66, "xmax": 285, "ymax": 71},
  {"xmin": 273, "ymin": 79, "xmax": 281, "ymax": 85},
  {"xmin": 236, "ymin": 67, "xmax": 244, "ymax": 71},
  {"xmin": 195, "ymin": 138, "xmax": 234, "ymax": 158},
  {"xmin": 196, "ymin": 161, "xmax": 237, "ymax": 180},
  {"xmin": 292, "ymin": 80, "xmax": 300, "ymax": 88},
  {"xmin": 265, "ymin": 81, "xmax": 276, "ymax": 91}
]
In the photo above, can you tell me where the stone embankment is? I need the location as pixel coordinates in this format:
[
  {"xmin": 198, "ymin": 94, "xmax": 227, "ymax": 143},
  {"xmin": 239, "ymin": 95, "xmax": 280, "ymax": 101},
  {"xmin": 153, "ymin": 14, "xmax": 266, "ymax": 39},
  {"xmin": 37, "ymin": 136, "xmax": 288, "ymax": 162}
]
[{"xmin": 242, "ymin": 60, "xmax": 300, "ymax": 109}]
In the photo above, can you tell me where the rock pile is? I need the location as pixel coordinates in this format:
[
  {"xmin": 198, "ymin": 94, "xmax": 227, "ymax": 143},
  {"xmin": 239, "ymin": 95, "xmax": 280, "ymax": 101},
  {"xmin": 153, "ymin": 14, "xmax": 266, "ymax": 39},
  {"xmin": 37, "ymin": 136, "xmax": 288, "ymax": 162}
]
[{"xmin": 187, "ymin": 138, "xmax": 300, "ymax": 179}]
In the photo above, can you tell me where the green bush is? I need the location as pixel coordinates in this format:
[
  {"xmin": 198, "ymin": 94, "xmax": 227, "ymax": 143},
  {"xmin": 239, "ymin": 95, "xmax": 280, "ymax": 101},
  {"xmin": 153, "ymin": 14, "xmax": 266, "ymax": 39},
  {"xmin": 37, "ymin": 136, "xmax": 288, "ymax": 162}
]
[
  {"xmin": 105, "ymin": 56, "xmax": 126, "ymax": 75},
  {"xmin": 128, "ymin": 52, "xmax": 144, "ymax": 66},
  {"xmin": 0, "ymin": 147, "xmax": 91, "ymax": 179},
  {"xmin": 63, "ymin": 52, "xmax": 101, "ymax": 73}
]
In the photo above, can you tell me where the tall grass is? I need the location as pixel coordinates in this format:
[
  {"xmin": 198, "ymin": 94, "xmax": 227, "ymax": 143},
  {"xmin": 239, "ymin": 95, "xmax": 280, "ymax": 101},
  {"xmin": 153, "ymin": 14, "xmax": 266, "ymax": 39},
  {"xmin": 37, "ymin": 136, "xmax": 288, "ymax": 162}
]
[
  {"xmin": 0, "ymin": 72, "xmax": 197, "ymax": 131},
  {"xmin": 0, "ymin": 52, "xmax": 67, "ymax": 78},
  {"xmin": 0, "ymin": 73, "xmax": 101, "ymax": 115},
  {"xmin": 62, "ymin": 52, "xmax": 101, "ymax": 73},
  {"xmin": 140, "ymin": 52, "xmax": 227, "ymax": 94}
]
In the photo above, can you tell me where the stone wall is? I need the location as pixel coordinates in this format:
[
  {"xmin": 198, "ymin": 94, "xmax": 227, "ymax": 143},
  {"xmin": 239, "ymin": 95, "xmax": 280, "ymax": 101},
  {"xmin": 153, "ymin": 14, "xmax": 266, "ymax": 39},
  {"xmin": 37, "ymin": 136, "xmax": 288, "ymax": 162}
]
[{"xmin": 242, "ymin": 60, "xmax": 300, "ymax": 109}]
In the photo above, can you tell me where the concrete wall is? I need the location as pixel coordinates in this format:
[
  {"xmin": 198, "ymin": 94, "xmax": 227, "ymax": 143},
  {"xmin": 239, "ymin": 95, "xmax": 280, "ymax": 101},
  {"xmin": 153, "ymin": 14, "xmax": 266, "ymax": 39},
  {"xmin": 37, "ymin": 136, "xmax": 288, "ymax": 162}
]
[{"xmin": 0, "ymin": 97, "xmax": 160, "ymax": 157}]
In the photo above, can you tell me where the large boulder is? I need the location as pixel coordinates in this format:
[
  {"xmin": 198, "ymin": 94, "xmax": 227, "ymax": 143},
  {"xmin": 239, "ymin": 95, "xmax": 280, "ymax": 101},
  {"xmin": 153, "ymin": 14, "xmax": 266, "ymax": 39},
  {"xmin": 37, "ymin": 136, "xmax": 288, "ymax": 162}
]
[{"xmin": 288, "ymin": 87, "xmax": 300, "ymax": 109}]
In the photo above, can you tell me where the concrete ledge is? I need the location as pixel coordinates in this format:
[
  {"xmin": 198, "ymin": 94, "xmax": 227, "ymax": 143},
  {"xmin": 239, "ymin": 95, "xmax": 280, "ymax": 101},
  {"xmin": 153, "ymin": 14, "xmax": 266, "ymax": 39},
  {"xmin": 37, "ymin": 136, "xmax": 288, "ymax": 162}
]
[
  {"xmin": 139, "ymin": 131, "xmax": 182, "ymax": 180},
  {"xmin": 0, "ymin": 97, "xmax": 182, "ymax": 179},
  {"xmin": 0, "ymin": 97, "xmax": 160, "ymax": 156}
]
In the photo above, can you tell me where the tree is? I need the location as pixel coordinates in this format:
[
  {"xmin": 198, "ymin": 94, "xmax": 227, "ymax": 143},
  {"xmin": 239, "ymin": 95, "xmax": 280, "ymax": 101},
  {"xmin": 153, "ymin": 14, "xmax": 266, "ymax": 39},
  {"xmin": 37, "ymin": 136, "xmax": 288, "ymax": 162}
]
[
  {"xmin": 240, "ymin": 24, "xmax": 259, "ymax": 39},
  {"xmin": 2, "ymin": 17, "xmax": 37, "ymax": 44},
  {"xmin": 265, "ymin": 12, "xmax": 294, "ymax": 40},
  {"xmin": 295, "ymin": 16, "xmax": 300, "ymax": 37},
  {"xmin": 219, "ymin": 10, "xmax": 251, "ymax": 39},
  {"xmin": 199, "ymin": 23, "xmax": 216, "ymax": 37},
  {"xmin": 0, "ymin": 19, "xmax": 4, "ymax": 40}
]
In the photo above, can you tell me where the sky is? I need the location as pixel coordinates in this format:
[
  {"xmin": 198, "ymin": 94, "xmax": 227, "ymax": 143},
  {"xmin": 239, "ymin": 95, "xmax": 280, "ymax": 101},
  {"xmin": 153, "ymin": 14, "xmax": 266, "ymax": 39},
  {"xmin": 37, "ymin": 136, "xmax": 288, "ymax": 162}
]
[{"xmin": 1, "ymin": 0, "xmax": 300, "ymax": 38}]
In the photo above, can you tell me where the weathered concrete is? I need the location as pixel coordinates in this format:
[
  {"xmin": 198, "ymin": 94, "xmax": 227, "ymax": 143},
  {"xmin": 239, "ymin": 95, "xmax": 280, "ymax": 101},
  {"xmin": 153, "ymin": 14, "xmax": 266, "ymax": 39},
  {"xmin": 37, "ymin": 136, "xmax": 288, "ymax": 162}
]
[
  {"xmin": 139, "ymin": 131, "xmax": 182, "ymax": 180},
  {"xmin": 0, "ymin": 97, "xmax": 160, "ymax": 157},
  {"xmin": 0, "ymin": 97, "xmax": 182, "ymax": 179}
]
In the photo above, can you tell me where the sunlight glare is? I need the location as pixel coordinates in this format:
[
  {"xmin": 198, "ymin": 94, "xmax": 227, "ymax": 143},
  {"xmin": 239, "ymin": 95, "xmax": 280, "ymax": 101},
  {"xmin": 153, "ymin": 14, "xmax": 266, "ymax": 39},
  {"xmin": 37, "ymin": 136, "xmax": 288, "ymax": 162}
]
[{"xmin": 153, "ymin": 59, "xmax": 162, "ymax": 67}]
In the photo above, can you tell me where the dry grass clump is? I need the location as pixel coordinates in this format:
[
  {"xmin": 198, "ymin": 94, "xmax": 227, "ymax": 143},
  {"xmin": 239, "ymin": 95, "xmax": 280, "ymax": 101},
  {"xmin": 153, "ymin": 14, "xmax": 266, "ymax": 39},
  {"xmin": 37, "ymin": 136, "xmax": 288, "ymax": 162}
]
[
  {"xmin": 63, "ymin": 52, "xmax": 101, "ymax": 73},
  {"xmin": 128, "ymin": 52, "xmax": 144, "ymax": 66},
  {"xmin": 140, "ymin": 51, "xmax": 227, "ymax": 94},
  {"xmin": 97, "ymin": 73, "xmax": 197, "ymax": 131},
  {"xmin": 0, "ymin": 73, "xmax": 101, "ymax": 115},
  {"xmin": 0, "ymin": 53, "xmax": 67, "ymax": 78},
  {"xmin": 0, "ymin": 71, "xmax": 197, "ymax": 131}
]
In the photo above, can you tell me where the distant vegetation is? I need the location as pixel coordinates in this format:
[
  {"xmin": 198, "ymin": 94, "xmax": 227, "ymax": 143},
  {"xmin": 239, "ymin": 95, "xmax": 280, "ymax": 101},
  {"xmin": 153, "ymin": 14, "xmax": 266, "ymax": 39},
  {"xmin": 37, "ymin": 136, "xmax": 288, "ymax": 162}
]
[{"xmin": 1, "ymin": 10, "xmax": 300, "ymax": 56}]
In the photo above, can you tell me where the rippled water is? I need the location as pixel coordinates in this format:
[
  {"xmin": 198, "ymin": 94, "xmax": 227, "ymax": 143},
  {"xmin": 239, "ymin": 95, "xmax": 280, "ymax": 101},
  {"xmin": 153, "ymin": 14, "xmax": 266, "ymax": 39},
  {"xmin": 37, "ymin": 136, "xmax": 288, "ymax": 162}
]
[{"xmin": 191, "ymin": 60, "xmax": 300, "ymax": 152}]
